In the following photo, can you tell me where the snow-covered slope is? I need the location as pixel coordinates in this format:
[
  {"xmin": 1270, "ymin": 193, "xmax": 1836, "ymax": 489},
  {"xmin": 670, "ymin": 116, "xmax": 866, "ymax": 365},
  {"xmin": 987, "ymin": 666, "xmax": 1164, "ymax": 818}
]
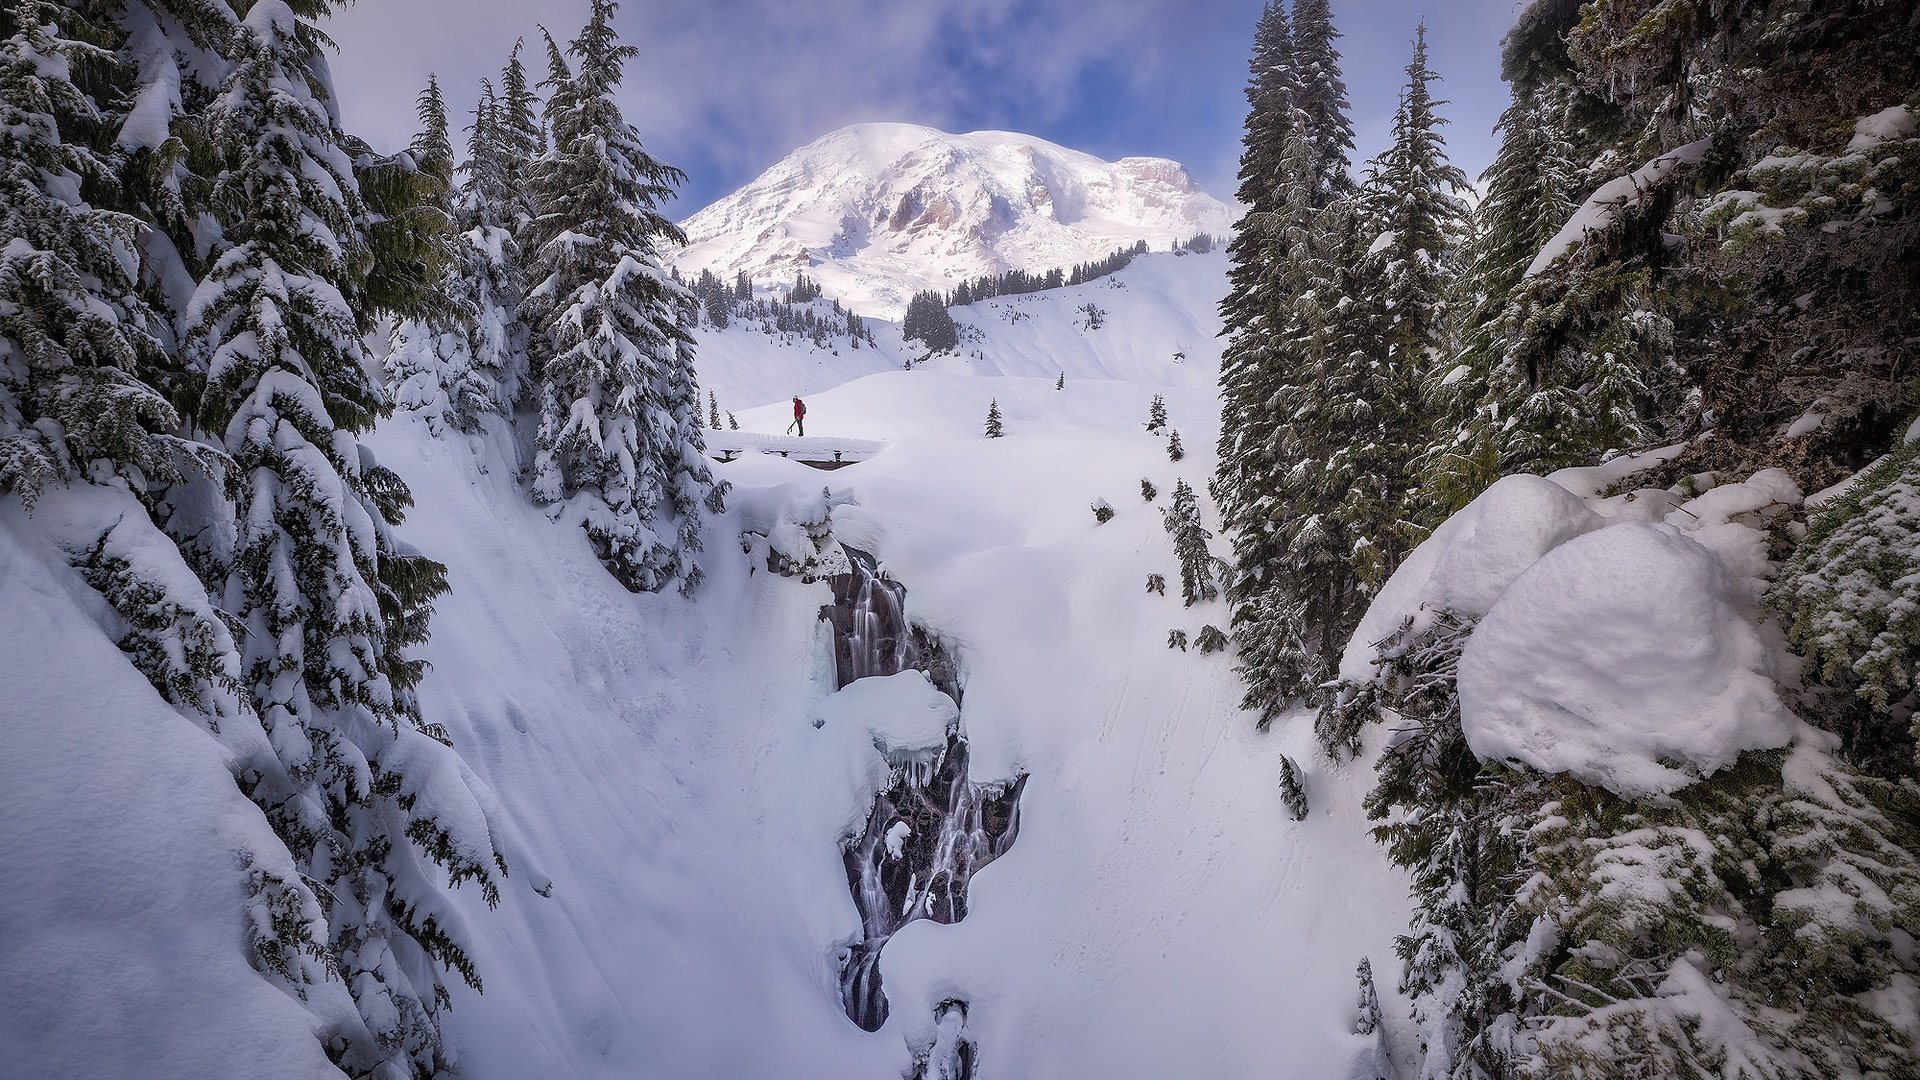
[
  {"xmin": 696, "ymin": 248, "xmax": 1226, "ymax": 416},
  {"xmin": 673, "ymin": 123, "xmax": 1236, "ymax": 317},
  {"xmin": 354, "ymin": 299, "xmax": 1417, "ymax": 1076},
  {"xmin": 0, "ymin": 505, "xmax": 341, "ymax": 1080},
  {"xmin": 344, "ymin": 377, "xmax": 1414, "ymax": 1079}
]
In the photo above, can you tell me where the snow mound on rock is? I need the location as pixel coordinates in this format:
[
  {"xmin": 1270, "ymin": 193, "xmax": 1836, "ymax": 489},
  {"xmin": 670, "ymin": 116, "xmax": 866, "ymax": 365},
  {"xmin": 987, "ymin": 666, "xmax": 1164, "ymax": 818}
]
[
  {"xmin": 1457, "ymin": 523, "xmax": 1796, "ymax": 797},
  {"xmin": 1340, "ymin": 475, "xmax": 1605, "ymax": 681},
  {"xmin": 810, "ymin": 669, "xmax": 957, "ymax": 755}
]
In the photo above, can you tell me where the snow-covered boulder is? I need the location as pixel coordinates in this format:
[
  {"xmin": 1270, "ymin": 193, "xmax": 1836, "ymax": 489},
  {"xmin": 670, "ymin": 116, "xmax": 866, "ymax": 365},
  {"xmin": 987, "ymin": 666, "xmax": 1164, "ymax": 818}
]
[
  {"xmin": 1457, "ymin": 523, "xmax": 1796, "ymax": 797},
  {"xmin": 734, "ymin": 481, "xmax": 855, "ymax": 578},
  {"xmin": 1340, "ymin": 474, "xmax": 1606, "ymax": 681}
]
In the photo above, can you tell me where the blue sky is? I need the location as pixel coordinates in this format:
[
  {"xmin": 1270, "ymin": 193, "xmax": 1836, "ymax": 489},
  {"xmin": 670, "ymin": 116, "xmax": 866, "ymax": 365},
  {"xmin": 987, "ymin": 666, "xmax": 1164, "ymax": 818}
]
[{"xmin": 325, "ymin": 0, "xmax": 1527, "ymax": 218}]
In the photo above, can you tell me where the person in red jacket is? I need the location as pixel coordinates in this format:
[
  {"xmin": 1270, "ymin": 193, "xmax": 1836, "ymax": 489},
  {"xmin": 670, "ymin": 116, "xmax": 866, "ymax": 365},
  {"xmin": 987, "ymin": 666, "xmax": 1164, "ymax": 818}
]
[{"xmin": 790, "ymin": 395, "xmax": 806, "ymax": 437}]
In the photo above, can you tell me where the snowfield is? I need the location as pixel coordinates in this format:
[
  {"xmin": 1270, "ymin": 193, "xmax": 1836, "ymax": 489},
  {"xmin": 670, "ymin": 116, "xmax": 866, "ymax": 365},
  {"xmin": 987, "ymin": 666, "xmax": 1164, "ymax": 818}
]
[{"xmin": 696, "ymin": 248, "xmax": 1228, "ymax": 419}]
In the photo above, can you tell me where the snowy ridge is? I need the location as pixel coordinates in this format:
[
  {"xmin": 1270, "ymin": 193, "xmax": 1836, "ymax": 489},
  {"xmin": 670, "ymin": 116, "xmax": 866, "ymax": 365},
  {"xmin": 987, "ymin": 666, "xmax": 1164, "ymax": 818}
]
[{"xmin": 672, "ymin": 123, "xmax": 1235, "ymax": 317}]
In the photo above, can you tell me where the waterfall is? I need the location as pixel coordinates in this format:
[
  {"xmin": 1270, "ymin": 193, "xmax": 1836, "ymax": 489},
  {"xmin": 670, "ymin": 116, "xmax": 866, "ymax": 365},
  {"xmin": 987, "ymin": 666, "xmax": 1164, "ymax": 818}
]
[
  {"xmin": 821, "ymin": 547, "xmax": 960, "ymax": 699},
  {"xmin": 818, "ymin": 545, "xmax": 1023, "ymax": 1041}
]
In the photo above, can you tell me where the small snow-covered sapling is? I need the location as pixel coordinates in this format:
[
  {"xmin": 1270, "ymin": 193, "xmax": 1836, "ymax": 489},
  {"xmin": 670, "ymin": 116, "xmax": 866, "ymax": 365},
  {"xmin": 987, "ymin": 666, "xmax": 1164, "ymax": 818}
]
[
  {"xmin": 1196, "ymin": 624, "xmax": 1227, "ymax": 653},
  {"xmin": 1146, "ymin": 573, "xmax": 1167, "ymax": 596},
  {"xmin": 1141, "ymin": 478, "xmax": 1158, "ymax": 502},
  {"xmin": 1167, "ymin": 629, "xmax": 1188, "ymax": 651},
  {"xmin": 1092, "ymin": 498, "xmax": 1115, "ymax": 524},
  {"xmin": 1354, "ymin": 958, "xmax": 1382, "ymax": 1035},
  {"xmin": 1279, "ymin": 755, "xmax": 1308, "ymax": 821},
  {"xmin": 1167, "ymin": 429, "xmax": 1185, "ymax": 462},
  {"xmin": 985, "ymin": 399, "xmax": 1004, "ymax": 438}
]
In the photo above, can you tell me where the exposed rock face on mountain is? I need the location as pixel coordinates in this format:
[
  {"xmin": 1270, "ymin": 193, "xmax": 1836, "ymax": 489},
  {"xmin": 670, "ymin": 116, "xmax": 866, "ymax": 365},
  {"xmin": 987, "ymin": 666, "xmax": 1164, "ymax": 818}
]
[{"xmin": 672, "ymin": 123, "xmax": 1235, "ymax": 317}]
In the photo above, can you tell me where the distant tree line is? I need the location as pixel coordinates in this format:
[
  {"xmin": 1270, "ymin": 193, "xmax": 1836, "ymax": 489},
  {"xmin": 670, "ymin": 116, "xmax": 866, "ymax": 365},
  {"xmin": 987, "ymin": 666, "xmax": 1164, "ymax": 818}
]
[
  {"xmin": 943, "ymin": 241, "xmax": 1145, "ymax": 306},
  {"xmin": 677, "ymin": 268, "xmax": 875, "ymax": 349},
  {"xmin": 946, "ymin": 234, "xmax": 1224, "ymax": 307}
]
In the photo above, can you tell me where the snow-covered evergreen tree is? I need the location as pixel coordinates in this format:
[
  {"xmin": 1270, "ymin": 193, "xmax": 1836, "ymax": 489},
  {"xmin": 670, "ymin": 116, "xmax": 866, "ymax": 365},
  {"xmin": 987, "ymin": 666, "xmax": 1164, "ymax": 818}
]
[
  {"xmin": 0, "ymin": 3, "xmax": 516, "ymax": 1071},
  {"xmin": 1289, "ymin": 0, "xmax": 1355, "ymax": 205},
  {"xmin": 1166, "ymin": 427, "xmax": 1184, "ymax": 462},
  {"xmin": 180, "ymin": 5, "xmax": 503, "ymax": 1072},
  {"xmin": 1353, "ymin": 957, "xmax": 1390, "ymax": 1079},
  {"xmin": 1365, "ymin": 23, "xmax": 1470, "ymax": 398},
  {"xmin": 1217, "ymin": 12, "xmax": 1472, "ymax": 731},
  {"xmin": 520, "ymin": 1, "xmax": 723, "ymax": 595},
  {"xmin": 1421, "ymin": 74, "xmax": 1585, "ymax": 514},
  {"xmin": 1772, "ymin": 436, "xmax": 1920, "ymax": 776},
  {"xmin": 984, "ymin": 398, "xmax": 1003, "ymax": 438},
  {"xmin": 903, "ymin": 290, "xmax": 958, "ymax": 353},
  {"xmin": 1218, "ymin": 134, "xmax": 1369, "ymax": 728},
  {"xmin": 495, "ymin": 37, "xmax": 545, "ymax": 229},
  {"xmin": 1162, "ymin": 479, "xmax": 1217, "ymax": 607},
  {"xmin": 454, "ymin": 46, "xmax": 547, "ymax": 416},
  {"xmin": 1357, "ymin": 611, "xmax": 1542, "ymax": 1076},
  {"xmin": 384, "ymin": 73, "xmax": 498, "ymax": 435},
  {"xmin": 1146, "ymin": 392, "xmax": 1168, "ymax": 433},
  {"xmin": 1353, "ymin": 957, "xmax": 1381, "ymax": 1034},
  {"xmin": 1334, "ymin": 24, "xmax": 1470, "ymax": 580},
  {"xmin": 1278, "ymin": 754, "xmax": 1308, "ymax": 820},
  {"xmin": 1215, "ymin": 0, "xmax": 1299, "ymax": 536},
  {"xmin": 0, "ymin": 0, "xmax": 176, "ymax": 505}
]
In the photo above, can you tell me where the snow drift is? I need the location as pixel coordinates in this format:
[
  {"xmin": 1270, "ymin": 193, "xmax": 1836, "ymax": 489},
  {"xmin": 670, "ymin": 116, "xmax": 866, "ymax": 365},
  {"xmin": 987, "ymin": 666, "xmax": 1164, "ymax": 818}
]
[{"xmin": 1458, "ymin": 523, "xmax": 1796, "ymax": 796}]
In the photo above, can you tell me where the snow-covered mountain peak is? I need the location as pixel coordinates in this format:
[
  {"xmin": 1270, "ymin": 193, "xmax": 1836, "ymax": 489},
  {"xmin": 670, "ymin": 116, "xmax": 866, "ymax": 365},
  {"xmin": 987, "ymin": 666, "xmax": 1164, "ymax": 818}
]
[{"xmin": 672, "ymin": 122, "xmax": 1236, "ymax": 317}]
